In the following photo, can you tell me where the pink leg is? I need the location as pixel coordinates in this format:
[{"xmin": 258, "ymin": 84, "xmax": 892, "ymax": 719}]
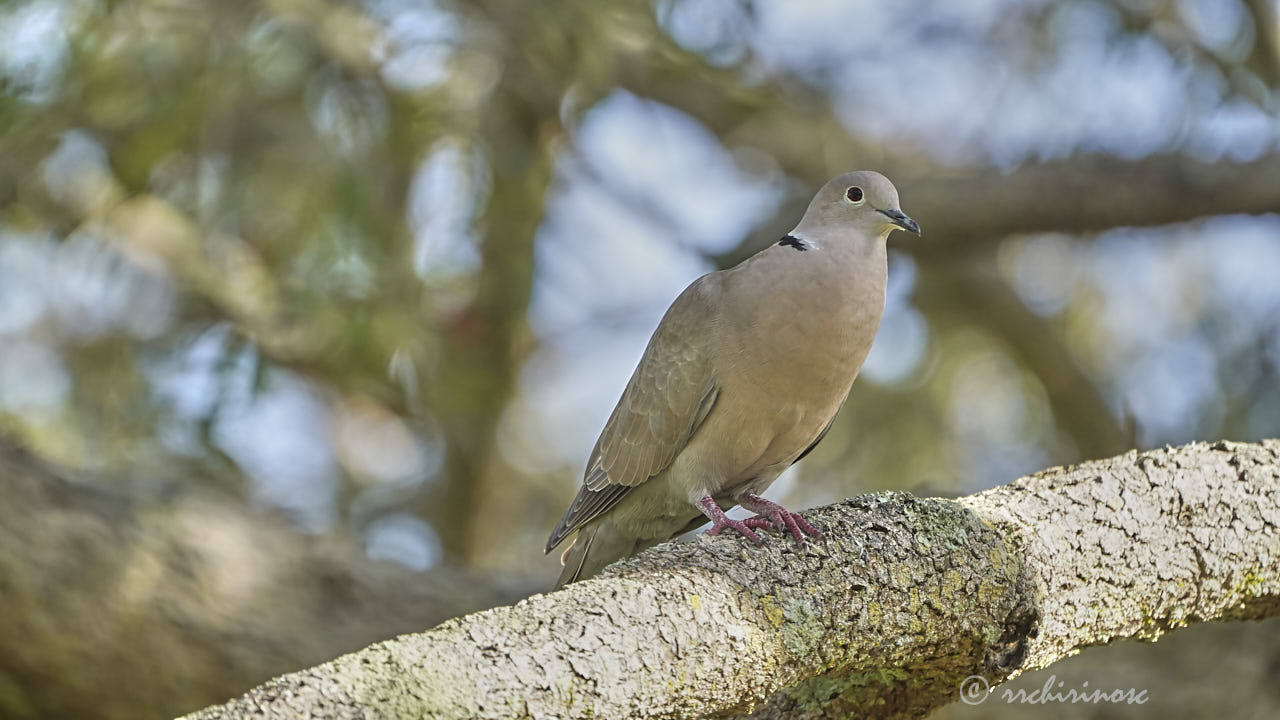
[
  {"xmin": 697, "ymin": 495, "xmax": 763, "ymax": 546},
  {"xmin": 738, "ymin": 491, "xmax": 822, "ymax": 546}
]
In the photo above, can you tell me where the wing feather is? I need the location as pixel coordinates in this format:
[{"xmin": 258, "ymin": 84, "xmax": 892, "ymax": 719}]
[{"xmin": 545, "ymin": 276, "xmax": 722, "ymax": 553}]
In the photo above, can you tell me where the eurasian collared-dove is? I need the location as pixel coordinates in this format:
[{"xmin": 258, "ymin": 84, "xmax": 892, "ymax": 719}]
[{"xmin": 545, "ymin": 171, "xmax": 919, "ymax": 587}]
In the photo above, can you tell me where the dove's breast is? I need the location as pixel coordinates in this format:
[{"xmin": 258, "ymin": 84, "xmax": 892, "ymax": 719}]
[
  {"xmin": 670, "ymin": 239, "xmax": 889, "ymax": 501},
  {"xmin": 719, "ymin": 241, "xmax": 887, "ymax": 405}
]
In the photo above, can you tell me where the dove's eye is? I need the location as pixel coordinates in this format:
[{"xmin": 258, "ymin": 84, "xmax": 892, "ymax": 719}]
[{"xmin": 846, "ymin": 186, "xmax": 864, "ymax": 203}]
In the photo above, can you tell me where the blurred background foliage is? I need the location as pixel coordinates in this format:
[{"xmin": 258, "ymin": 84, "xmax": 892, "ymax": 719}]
[{"xmin": 1, "ymin": 0, "xmax": 1279, "ymax": 718}]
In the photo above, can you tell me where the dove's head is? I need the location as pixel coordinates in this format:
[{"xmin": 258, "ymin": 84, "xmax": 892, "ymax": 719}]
[{"xmin": 795, "ymin": 170, "xmax": 920, "ymax": 241}]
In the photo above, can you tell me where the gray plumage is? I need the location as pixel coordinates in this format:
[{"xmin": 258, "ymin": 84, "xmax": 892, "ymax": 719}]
[{"xmin": 546, "ymin": 171, "xmax": 920, "ymax": 587}]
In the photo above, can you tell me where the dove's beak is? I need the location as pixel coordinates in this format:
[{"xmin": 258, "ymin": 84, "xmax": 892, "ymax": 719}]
[{"xmin": 879, "ymin": 208, "xmax": 921, "ymax": 235}]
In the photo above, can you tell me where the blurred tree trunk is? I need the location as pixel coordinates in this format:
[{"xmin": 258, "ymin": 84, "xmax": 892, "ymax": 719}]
[
  {"xmin": 423, "ymin": 97, "xmax": 550, "ymax": 566},
  {"xmin": 422, "ymin": 1, "xmax": 569, "ymax": 568},
  {"xmin": 182, "ymin": 439, "xmax": 1280, "ymax": 720},
  {"xmin": 0, "ymin": 441, "xmax": 530, "ymax": 720}
]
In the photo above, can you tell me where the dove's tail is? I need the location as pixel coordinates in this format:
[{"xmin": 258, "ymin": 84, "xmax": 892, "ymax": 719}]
[
  {"xmin": 554, "ymin": 522, "xmax": 643, "ymax": 588},
  {"xmin": 555, "ymin": 525, "xmax": 598, "ymax": 588}
]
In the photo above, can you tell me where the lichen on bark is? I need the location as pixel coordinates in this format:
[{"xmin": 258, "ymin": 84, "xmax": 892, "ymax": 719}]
[{"xmin": 184, "ymin": 439, "xmax": 1280, "ymax": 720}]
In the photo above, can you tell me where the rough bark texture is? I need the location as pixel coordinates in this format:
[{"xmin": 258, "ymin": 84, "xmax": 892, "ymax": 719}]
[{"xmin": 183, "ymin": 439, "xmax": 1280, "ymax": 720}]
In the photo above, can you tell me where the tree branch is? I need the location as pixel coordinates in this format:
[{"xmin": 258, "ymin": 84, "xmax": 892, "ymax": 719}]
[
  {"xmin": 714, "ymin": 152, "xmax": 1280, "ymax": 269},
  {"xmin": 183, "ymin": 439, "xmax": 1280, "ymax": 720},
  {"xmin": 904, "ymin": 153, "xmax": 1280, "ymax": 249},
  {"xmin": 0, "ymin": 441, "xmax": 532, "ymax": 720}
]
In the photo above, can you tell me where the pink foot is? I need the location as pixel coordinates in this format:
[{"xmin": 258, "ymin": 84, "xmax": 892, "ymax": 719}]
[
  {"xmin": 697, "ymin": 495, "xmax": 763, "ymax": 546},
  {"xmin": 738, "ymin": 492, "xmax": 821, "ymax": 547}
]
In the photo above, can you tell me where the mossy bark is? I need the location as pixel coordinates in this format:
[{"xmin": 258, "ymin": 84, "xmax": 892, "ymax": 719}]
[{"xmin": 183, "ymin": 439, "xmax": 1280, "ymax": 720}]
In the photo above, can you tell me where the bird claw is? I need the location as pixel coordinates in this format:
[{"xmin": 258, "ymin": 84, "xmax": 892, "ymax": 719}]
[
  {"xmin": 742, "ymin": 516, "xmax": 778, "ymax": 530},
  {"xmin": 698, "ymin": 495, "xmax": 763, "ymax": 546},
  {"xmin": 738, "ymin": 492, "xmax": 822, "ymax": 547},
  {"xmin": 706, "ymin": 516, "xmax": 764, "ymax": 546}
]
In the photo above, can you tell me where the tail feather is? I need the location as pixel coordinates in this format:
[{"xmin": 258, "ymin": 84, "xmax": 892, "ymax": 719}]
[
  {"xmin": 555, "ymin": 525, "xmax": 598, "ymax": 588},
  {"xmin": 554, "ymin": 523, "xmax": 647, "ymax": 588}
]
